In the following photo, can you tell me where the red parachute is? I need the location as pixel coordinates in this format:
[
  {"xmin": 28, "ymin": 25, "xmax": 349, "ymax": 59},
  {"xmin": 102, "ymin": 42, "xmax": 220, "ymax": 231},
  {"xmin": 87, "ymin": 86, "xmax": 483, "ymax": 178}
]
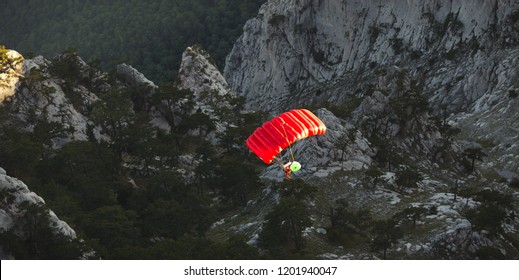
[{"xmin": 246, "ymin": 109, "xmax": 326, "ymax": 164}]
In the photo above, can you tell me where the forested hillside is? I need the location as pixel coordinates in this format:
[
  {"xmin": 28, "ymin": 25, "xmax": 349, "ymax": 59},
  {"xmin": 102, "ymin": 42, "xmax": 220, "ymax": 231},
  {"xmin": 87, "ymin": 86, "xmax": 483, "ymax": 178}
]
[
  {"xmin": 0, "ymin": 0, "xmax": 264, "ymax": 83},
  {"xmin": 0, "ymin": 46, "xmax": 269, "ymax": 259}
]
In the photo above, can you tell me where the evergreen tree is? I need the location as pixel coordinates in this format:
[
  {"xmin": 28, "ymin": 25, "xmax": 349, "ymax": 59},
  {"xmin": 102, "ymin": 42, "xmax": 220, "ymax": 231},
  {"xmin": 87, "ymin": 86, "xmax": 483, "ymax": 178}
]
[
  {"xmin": 327, "ymin": 200, "xmax": 372, "ymax": 246},
  {"xmin": 394, "ymin": 165, "xmax": 423, "ymax": 193},
  {"xmin": 465, "ymin": 189, "xmax": 514, "ymax": 236},
  {"xmin": 260, "ymin": 196, "xmax": 312, "ymax": 255},
  {"xmin": 369, "ymin": 219, "xmax": 403, "ymax": 259},
  {"xmin": 31, "ymin": 118, "xmax": 68, "ymax": 159},
  {"xmin": 0, "ymin": 127, "xmax": 42, "ymax": 178},
  {"xmin": 151, "ymin": 83, "xmax": 192, "ymax": 130},
  {"xmin": 509, "ymin": 178, "xmax": 519, "ymax": 189},
  {"xmin": 213, "ymin": 156, "xmax": 262, "ymax": 207},
  {"xmin": 364, "ymin": 166, "xmax": 384, "ymax": 191},
  {"xmin": 462, "ymin": 147, "xmax": 486, "ymax": 173},
  {"xmin": 139, "ymin": 198, "xmax": 193, "ymax": 239},
  {"xmin": 41, "ymin": 141, "xmax": 120, "ymax": 211},
  {"xmin": 394, "ymin": 206, "xmax": 432, "ymax": 228},
  {"xmin": 91, "ymin": 87, "xmax": 135, "ymax": 161},
  {"xmin": 220, "ymin": 234, "xmax": 260, "ymax": 259},
  {"xmin": 81, "ymin": 205, "xmax": 139, "ymax": 258}
]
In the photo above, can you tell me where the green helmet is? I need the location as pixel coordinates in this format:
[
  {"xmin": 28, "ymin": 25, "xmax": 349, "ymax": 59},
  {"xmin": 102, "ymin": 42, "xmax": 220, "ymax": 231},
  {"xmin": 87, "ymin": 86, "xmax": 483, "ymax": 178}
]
[{"xmin": 290, "ymin": 161, "xmax": 302, "ymax": 172}]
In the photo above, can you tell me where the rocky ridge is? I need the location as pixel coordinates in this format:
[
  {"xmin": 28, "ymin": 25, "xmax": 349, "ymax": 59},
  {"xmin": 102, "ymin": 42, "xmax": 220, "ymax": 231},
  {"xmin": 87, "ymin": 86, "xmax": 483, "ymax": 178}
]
[
  {"xmin": 225, "ymin": 0, "xmax": 519, "ymax": 112},
  {"xmin": 0, "ymin": 167, "xmax": 78, "ymax": 259}
]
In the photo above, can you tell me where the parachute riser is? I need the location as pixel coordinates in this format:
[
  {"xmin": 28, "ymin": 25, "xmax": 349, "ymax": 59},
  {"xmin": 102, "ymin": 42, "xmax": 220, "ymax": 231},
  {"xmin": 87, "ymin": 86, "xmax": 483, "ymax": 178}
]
[{"xmin": 280, "ymin": 120, "xmax": 296, "ymax": 163}]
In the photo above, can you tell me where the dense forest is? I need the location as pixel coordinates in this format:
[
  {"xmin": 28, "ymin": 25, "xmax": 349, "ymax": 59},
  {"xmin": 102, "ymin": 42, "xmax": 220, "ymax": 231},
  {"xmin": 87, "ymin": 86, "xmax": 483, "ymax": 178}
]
[
  {"xmin": 0, "ymin": 0, "xmax": 264, "ymax": 83},
  {"xmin": 0, "ymin": 46, "xmax": 269, "ymax": 259}
]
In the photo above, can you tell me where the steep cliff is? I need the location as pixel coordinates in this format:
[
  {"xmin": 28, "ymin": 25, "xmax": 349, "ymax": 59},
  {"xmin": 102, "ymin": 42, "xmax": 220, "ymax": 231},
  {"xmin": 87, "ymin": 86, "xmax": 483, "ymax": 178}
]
[
  {"xmin": 223, "ymin": 0, "xmax": 519, "ymax": 193},
  {"xmin": 0, "ymin": 167, "xmax": 82, "ymax": 259},
  {"xmin": 178, "ymin": 45, "xmax": 239, "ymax": 138},
  {"xmin": 224, "ymin": 0, "xmax": 519, "ymax": 174},
  {"xmin": 1, "ymin": 51, "xmax": 110, "ymax": 146},
  {"xmin": 225, "ymin": 0, "xmax": 519, "ymax": 114}
]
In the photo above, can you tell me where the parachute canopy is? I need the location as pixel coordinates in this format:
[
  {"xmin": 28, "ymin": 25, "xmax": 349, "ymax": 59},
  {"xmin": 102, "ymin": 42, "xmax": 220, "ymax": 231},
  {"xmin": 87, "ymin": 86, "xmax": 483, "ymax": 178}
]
[{"xmin": 246, "ymin": 109, "xmax": 326, "ymax": 164}]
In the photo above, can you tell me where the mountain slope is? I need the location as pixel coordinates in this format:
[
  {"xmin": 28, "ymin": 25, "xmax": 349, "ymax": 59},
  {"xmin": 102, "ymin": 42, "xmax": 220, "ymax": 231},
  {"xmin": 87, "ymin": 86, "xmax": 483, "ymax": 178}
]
[
  {"xmin": 224, "ymin": 0, "xmax": 518, "ymax": 113},
  {"xmin": 0, "ymin": 45, "xmax": 262, "ymax": 259},
  {"xmin": 217, "ymin": 0, "xmax": 519, "ymax": 259}
]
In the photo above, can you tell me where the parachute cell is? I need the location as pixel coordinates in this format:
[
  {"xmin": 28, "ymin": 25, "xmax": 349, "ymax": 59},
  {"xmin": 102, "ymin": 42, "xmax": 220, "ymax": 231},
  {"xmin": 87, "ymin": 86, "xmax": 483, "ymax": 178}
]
[{"xmin": 246, "ymin": 109, "xmax": 326, "ymax": 164}]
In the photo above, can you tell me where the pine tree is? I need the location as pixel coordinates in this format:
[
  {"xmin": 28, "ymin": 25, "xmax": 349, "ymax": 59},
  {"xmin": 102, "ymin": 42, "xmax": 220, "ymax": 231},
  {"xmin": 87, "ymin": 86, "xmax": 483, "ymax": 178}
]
[
  {"xmin": 369, "ymin": 219, "xmax": 403, "ymax": 259},
  {"xmin": 395, "ymin": 165, "xmax": 423, "ymax": 193},
  {"xmin": 260, "ymin": 197, "xmax": 312, "ymax": 254},
  {"xmin": 462, "ymin": 147, "xmax": 486, "ymax": 173}
]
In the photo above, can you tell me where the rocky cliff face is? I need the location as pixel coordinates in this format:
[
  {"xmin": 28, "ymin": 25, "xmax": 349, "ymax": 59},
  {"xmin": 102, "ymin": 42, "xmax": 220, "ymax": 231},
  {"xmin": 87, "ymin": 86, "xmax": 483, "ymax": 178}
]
[
  {"xmin": 1, "ymin": 46, "xmax": 230, "ymax": 145},
  {"xmin": 0, "ymin": 167, "xmax": 78, "ymax": 259},
  {"xmin": 1, "ymin": 52, "xmax": 110, "ymax": 146},
  {"xmin": 178, "ymin": 45, "xmax": 238, "ymax": 138},
  {"xmin": 224, "ymin": 0, "xmax": 519, "ymax": 180},
  {"xmin": 225, "ymin": 0, "xmax": 519, "ymax": 113},
  {"xmin": 0, "ymin": 167, "xmax": 76, "ymax": 236},
  {"xmin": 0, "ymin": 49, "xmax": 24, "ymax": 103}
]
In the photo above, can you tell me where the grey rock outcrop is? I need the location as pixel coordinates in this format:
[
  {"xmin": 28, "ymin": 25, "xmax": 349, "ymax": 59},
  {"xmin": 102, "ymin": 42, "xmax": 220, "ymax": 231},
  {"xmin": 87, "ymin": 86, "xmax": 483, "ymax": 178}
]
[
  {"xmin": 224, "ymin": 0, "xmax": 519, "ymax": 176},
  {"xmin": 0, "ymin": 49, "xmax": 24, "ymax": 103},
  {"xmin": 1, "ymin": 52, "xmax": 107, "ymax": 146},
  {"xmin": 0, "ymin": 168, "xmax": 77, "ymax": 254},
  {"xmin": 224, "ymin": 0, "xmax": 519, "ymax": 113},
  {"xmin": 116, "ymin": 63, "xmax": 157, "ymax": 89},
  {"xmin": 176, "ymin": 46, "xmax": 239, "ymax": 141},
  {"xmin": 261, "ymin": 108, "xmax": 374, "ymax": 181},
  {"xmin": 179, "ymin": 46, "xmax": 233, "ymax": 105}
]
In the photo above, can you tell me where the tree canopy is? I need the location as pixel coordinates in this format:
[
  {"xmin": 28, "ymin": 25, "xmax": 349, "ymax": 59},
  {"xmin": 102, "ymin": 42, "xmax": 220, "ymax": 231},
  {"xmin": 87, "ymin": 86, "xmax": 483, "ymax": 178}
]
[{"xmin": 0, "ymin": 0, "xmax": 265, "ymax": 83}]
